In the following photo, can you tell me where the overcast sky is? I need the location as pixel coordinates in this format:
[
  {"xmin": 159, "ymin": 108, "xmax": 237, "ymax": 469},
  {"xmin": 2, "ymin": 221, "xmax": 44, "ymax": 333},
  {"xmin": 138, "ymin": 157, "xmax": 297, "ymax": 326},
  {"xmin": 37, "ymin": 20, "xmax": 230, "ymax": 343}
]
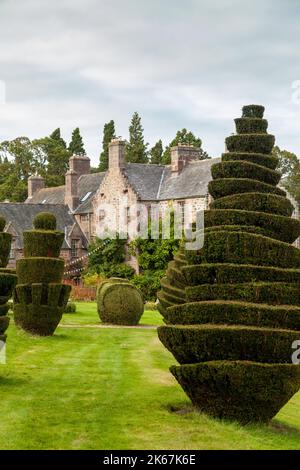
[{"xmin": 0, "ymin": 0, "xmax": 299, "ymax": 165}]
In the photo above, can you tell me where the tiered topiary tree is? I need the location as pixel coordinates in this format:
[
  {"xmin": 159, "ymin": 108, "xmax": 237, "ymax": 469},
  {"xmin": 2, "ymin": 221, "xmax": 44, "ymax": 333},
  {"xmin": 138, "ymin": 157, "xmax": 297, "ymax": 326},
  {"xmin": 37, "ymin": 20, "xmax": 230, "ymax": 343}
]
[
  {"xmin": 14, "ymin": 212, "xmax": 71, "ymax": 336},
  {"xmin": 157, "ymin": 105, "xmax": 300, "ymax": 424},
  {"xmin": 97, "ymin": 278, "xmax": 144, "ymax": 325},
  {"xmin": 0, "ymin": 216, "xmax": 17, "ymax": 349}
]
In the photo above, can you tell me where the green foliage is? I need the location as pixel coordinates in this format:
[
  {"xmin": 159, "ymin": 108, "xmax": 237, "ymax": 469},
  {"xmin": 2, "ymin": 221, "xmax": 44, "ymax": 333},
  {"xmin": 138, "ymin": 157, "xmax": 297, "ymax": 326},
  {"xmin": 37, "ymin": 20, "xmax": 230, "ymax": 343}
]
[
  {"xmin": 99, "ymin": 120, "xmax": 116, "ymax": 171},
  {"xmin": 208, "ymin": 177, "xmax": 286, "ymax": 199},
  {"xmin": 33, "ymin": 212, "xmax": 57, "ymax": 230},
  {"xmin": 225, "ymin": 134, "xmax": 275, "ymax": 154},
  {"xmin": 162, "ymin": 128, "xmax": 208, "ymax": 164},
  {"xmin": 211, "ymin": 161, "xmax": 280, "ymax": 186},
  {"xmin": 49, "ymin": 128, "xmax": 67, "ymax": 148},
  {"xmin": 68, "ymin": 127, "xmax": 85, "ymax": 156},
  {"xmin": 222, "ymin": 151, "xmax": 278, "ymax": 169},
  {"xmin": 158, "ymin": 324, "xmax": 299, "ymax": 364},
  {"xmin": 126, "ymin": 112, "xmax": 148, "ymax": 163},
  {"xmin": 17, "ymin": 258, "xmax": 64, "ymax": 284},
  {"xmin": 204, "ymin": 209, "xmax": 300, "ymax": 243},
  {"xmin": 186, "ymin": 230, "xmax": 300, "ymax": 268},
  {"xmin": 272, "ymin": 145, "xmax": 300, "ymax": 205},
  {"xmin": 234, "ymin": 118, "xmax": 268, "ymax": 134},
  {"xmin": 0, "ymin": 217, "xmax": 5, "ymax": 232},
  {"xmin": 87, "ymin": 236, "xmax": 134, "ymax": 279},
  {"xmin": 23, "ymin": 230, "xmax": 64, "ymax": 258},
  {"xmin": 210, "ymin": 192, "xmax": 294, "ymax": 217},
  {"xmin": 14, "ymin": 214, "xmax": 70, "ymax": 336},
  {"xmin": 165, "ymin": 300, "xmax": 300, "ymax": 330},
  {"xmin": 0, "ymin": 233, "xmax": 12, "ymax": 268},
  {"xmin": 170, "ymin": 361, "xmax": 300, "ymax": 424},
  {"xmin": 157, "ymin": 104, "xmax": 300, "ymax": 424},
  {"xmin": 150, "ymin": 139, "xmax": 164, "ymax": 164},
  {"xmin": 132, "ymin": 270, "xmax": 165, "ymax": 301},
  {"xmin": 33, "ymin": 134, "xmax": 71, "ymax": 187},
  {"xmin": 186, "ymin": 281, "xmax": 300, "ymax": 305},
  {"xmin": 97, "ymin": 279, "xmax": 144, "ymax": 325},
  {"xmin": 64, "ymin": 302, "xmax": 77, "ymax": 313},
  {"xmin": 242, "ymin": 104, "xmax": 265, "ymax": 118},
  {"xmin": 182, "ymin": 263, "xmax": 300, "ymax": 286}
]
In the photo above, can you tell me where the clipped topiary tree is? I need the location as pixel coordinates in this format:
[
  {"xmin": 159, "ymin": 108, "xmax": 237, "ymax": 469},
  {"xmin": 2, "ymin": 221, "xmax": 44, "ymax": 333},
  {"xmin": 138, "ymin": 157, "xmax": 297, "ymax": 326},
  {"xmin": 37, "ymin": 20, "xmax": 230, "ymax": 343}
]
[
  {"xmin": 0, "ymin": 215, "xmax": 17, "ymax": 351},
  {"xmin": 14, "ymin": 212, "xmax": 71, "ymax": 335},
  {"xmin": 97, "ymin": 278, "xmax": 144, "ymax": 325},
  {"xmin": 157, "ymin": 104, "xmax": 300, "ymax": 424}
]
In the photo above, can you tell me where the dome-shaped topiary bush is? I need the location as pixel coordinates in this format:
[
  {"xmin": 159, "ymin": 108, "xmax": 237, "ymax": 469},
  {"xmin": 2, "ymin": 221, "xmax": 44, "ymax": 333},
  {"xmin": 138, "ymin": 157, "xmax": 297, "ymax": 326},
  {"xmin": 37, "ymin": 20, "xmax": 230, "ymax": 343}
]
[
  {"xmin": 157, "ymin": 104, "xmax": 300, "ymax": 424},
  {"xmin": 13, "ymin": 213, "xmax": 71, "ymax": 336},
  {"xmin": 0, "ymin": 216, "xmax": 17, "ymax": 351},
  {"xmin": 97, "ymin": 278, "xmax": 144, "ymax": 325}
]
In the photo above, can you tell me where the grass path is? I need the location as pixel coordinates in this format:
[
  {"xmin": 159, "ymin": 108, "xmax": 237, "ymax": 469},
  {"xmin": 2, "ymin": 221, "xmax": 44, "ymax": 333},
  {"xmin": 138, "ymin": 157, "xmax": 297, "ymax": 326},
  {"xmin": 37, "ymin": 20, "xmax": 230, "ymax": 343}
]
[{"xmin": 0, "ymin": 303, "xmax": 299, "ymax": 449}]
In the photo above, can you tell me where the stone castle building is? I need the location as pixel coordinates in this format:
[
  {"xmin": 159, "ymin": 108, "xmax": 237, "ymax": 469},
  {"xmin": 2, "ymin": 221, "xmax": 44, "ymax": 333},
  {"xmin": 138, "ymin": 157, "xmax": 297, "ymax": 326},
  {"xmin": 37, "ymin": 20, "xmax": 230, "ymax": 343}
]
[{"xmin": 2, "ymin": 138, "xmax": 299, "ymax": 269}]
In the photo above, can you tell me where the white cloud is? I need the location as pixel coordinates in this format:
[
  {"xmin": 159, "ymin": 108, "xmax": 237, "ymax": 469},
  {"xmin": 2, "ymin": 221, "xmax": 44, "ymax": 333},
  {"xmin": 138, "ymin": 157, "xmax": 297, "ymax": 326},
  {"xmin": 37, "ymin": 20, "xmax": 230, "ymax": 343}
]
[{"xmin": 0, "ymin": 0, "xmax": 299, "ymax": 164}]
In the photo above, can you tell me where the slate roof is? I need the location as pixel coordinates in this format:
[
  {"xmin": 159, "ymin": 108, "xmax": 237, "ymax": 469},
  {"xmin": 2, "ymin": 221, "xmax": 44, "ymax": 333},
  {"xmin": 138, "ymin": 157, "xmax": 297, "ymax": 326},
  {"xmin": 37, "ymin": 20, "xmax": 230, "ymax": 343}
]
[
  {"xmin": 159, "ymin": 158, "xmax": 221, "ymax": 200},
  {"xmin": 27, "ymin": 172, "xmax": 105, "ymax": 214},
  {"xmin": 123, "ymin": 158, "xmax": 220, "ymax": 201},
  {"xmin": 26, "ymin": 158, "xmax": 219, "ymax": 213},
  {"xmin": 0, "ymin": 203, "xmax": 87, "ymax": 249}
]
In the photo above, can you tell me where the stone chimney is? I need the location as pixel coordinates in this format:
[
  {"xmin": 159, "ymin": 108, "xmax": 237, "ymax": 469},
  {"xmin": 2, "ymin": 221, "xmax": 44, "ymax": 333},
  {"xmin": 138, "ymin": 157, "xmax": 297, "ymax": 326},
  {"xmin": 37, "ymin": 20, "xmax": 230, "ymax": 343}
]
[
  {"xmin": 69, "ymin": 154, "xmax": 90, "ymax": 177},
  {"xmin": 28, "ymin": 174, "xmax": 45, "ymax": 199},
  {"xmin": 65, "ymin": 169, "xmax": 79, "ymax": 211},
  {"xmin": 108, "ymin": 139, "xmax": 125, "ymax": 170},
  {"xmin": 171, "ymin": 144, "xmax": 200, "ymax": 174}
]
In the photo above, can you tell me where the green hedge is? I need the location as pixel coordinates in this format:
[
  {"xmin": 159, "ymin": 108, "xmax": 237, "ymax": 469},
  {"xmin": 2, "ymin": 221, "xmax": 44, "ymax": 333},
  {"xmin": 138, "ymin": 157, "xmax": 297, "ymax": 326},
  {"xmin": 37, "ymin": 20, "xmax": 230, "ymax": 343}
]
[
  {"xmin": 166, "ymin": 261, "xmax": 186, "ymax": 288},
  {"xmin": 221, "ymin": 152, "xmax": 278, "ymax": 169},
  {"xmin": 185, "ymin": 230, "xmax": 300, "ymax": 268},
  {"xmin": 164, "ymin": 300, "xmax": 300, "ymax": 330},
  {"xmin": 0, "ymin": 216, "xmax": 6, "ymax": 232},
  {"xmin": 225, "ymin": 134, "xmax": 275, "ymax": 154},
  {"xmin": 23, "ymin": 230, "xmax": 64, "ymax": 258},
  {"xmin": 14, "ymin": 283, "xmax": 71, "ymax": 308},
  {"xmin": 64, "ymin": 302, "xmax": 76, "ymax": 313},
  {"xmin": 160, "ymin": 277, "xmax": 185, "ymax": 300},
  {"xmin": 208, "ymin": 178, "xmax": 285, "ymax": 199},
  {"xmin": 170, "ymin": 361, "xmax": 300, "ymax": 423},
  {"xmin": 157, "ymin": 291, "xmax": 179, "ymax": 311},
  {"xmin": 0, "ymin": 233, "xmax": 12, "ymax": 268},
  {"xmin": 211, "ymin": 161, "xmax": 280, "ymax": 186},
  {"xmin": 210, "ymin": 192, "xmax": 294, "ymax": 217},
  {"xmin": 0, "ymin": 315, "xmax": 9, "ymax": 334},
  {"xmin": 33, "ymin": 212, "xmax": 57, "ymax": 231},
  {"xmin": 182, "ymin": 263, "xmax": 300, "ymax": 285},
  {"xmin": 158, "ymin": 324, "xmax": 299, "ymax": 364},
  {"xmin": 0, "ymin": 304, "xmax": 9, "ymax": 316},
  {"xmin": 0, "ymin": 273, "xmax": 17, "ymax": 295},
  {"xmin": 186, "ymin": 281, "xmax": 300, "ymax": 305},
  {"xmin": 14, "ymin": 303, "xmax": 65, "ymax": 336},
  {"xmin": 234, "ymin": 118, "xmax": 268, "ymax": 134},
  {"xmin": 204, "ymin": 209, "xmax": 300, "ymax": 243},
  {"xmin": 17, "ymin": 257, "xmax": 64, "ymax": 284},
  {"xmin": 242, "ymin": 104, "xmax": 265, "ymax": 118},
  {"xmin": 97, "ymin": 279, "xmax": 144, "ymax": 325}
]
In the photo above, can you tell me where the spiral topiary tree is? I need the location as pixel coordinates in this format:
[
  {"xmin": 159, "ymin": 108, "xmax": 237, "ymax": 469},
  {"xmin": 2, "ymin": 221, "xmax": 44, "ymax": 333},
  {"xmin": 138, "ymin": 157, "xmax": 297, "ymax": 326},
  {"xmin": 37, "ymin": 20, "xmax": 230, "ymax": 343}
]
[
  {"xmin": 157, "ymin": 105, "xmax": 300, "ymax": 424},
  {"xmin": 0, "ymin": 216, "xmax": 17, "ymax": 350},
  {"xmin": 97, "ymin": 278, "xmax": 144, "ymax": 325},
  {"xmin": 14, "ymin": 212, "xmax": 71, "ymax": 336}
]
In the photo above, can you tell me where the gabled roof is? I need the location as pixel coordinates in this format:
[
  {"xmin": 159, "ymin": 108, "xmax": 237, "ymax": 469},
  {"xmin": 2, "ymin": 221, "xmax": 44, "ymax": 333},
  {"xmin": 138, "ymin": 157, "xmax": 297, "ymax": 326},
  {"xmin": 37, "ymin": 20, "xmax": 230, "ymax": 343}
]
[
  {"xmin": 0, "ymin": 203, "xmax": 87, "ymax": 249},
  {"xmin": 27, "ymin": 172, "xmax": 106, "ymax": 214},
  {"xmin": 159, "ymin": 158, "xmax": 221, "ymax": 200},
  {"xmin": 26, "ymin": 158, "xmax": 219, "ymax": 213},
  {"xmin": 123, "ymin": 158, "xmax": 220, "ymax": 201}
]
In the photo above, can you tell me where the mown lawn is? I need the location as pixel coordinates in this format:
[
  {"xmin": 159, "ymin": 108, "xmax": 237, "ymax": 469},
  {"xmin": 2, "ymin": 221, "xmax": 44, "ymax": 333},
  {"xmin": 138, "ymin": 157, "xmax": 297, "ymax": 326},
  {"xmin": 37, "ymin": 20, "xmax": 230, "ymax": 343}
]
[{"xmin": 0, "ymin": 302, "xmax": 299, "ymax": 450}]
